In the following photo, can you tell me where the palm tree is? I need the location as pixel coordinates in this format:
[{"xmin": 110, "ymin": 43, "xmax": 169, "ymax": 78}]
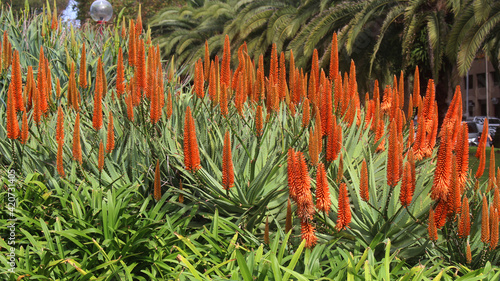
[
  {"xmin": 344, "ymin": 0, "xmax": 459, "ymax": 121},
  {"xmin": 447, "ymin": 0, "xmax": 500, "ymax": 76}
]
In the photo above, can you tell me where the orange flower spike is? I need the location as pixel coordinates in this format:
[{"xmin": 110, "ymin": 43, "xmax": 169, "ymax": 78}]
[
  {"xmin": 458, "ymin": 196, "xmax": 471, "ymax": 238},
  {"xmin": 209, "ymin": 63, "xmax": 217, "ymax": 104},
  {"xmin": 222, "ymin": 131, "xmax": 235, "ymax": 191},
  {"xmin": 387, "ymin": 121, "xmax": 400, "ymax": 188},
  {"xmin": 126, "ymin": 94, "xmax": 134, "ymax": 121},
  {"xmin": 116, "ymin": 47, "xmax": 125, "ymax": 97},
  {"xmin": 12, "ymin": 50, "xmax": 23, "ymax": 112},
  {"xmin": 136, "ymin": 40, "xmax": 146, "ymax": 91},
  {"xmin": 336, "ymin": 182, "xmax": 351, "ymax": 231},
  {"xmin": 375, "ymin": 119, "xmax": 385, "ymax": 152},
  {"xmin": 166, "ymin": 89, "xmax": 173, "ymax": 119},
  {"xmin": 490, "ymin": 206, "xmax": 498, "ymax": 249},
  {"xmin": 399, "ymin": 71, "xmax": 404, "ymax": 109},
  {"xmin": 413, "ymin": 66, "xmax": 420, "ymax": 106},
  {"xmin": 183, "ymin": 106, "xmax": 201, "ymax": 172},
  {"xmin": 457, "ymin": 123, "xmax": 469, "ymax": 187},
  {"xmin": 204, "ymin": 40, "xmax": 210, "ymax": 81},
  {"xmin": 428, "ymin": 209, "xmax": 438, "ymax": 241},
  {"xmin": 221, "ymin": 35, "xmax": 231, "ymax": 87},
  {"xmin": 311, "ymin": 49, "xmax": 319, "ymax": 93},
  {"xmin": 289, "ymin": 49, "xmax": 296, "ymax": 101},
  {"xmin": 302, "ymin": 98, "xmax": 310, "ymax": 127},
  {"xmin": 448, "ymin": 155, "xmax": 461, "ymax": 215},
  {"xmin": 400, "ymin": 162, "xmax": 413, "ymax": 207},
  {"xmin": 309, "ymin": 128, "xmax": 319, "ymax": 166},
  {"xmin": 360, "ymin": 159, "xmax": 369, "ymax": 202},
  {"xmin": 135, "ymin": 5, "xmax": 143, "ymax": 35},
  {"xmin": 79, "ymin": 42, "xmax": 87, "ymax": 89},
  {"xmin": 475, "ymin": 141, "xmax": 486, "ymax": 179},
  {"xmin": 481, "ymin": 195, "xmax": 490, "ymax": 244},
  {"xmin": 72, "ymin": 113, "xmax": 82, "ymax": 164},
  {"xmin": 316, "ymin": 163, "xmax": 331, "ymax": 213},
  {"xmin": 56, "ymin": 138, "xmax": 65, "ymax": 177},
  {"xmin": 301, "ymin": 220, "xmax": 318, "ymax": 248},
  {"xmin": 154, "ymin": 159, "xmax": 161, "ymax": 201},
  {"xmin": 431, "ymin": 127, "xmax": 452, "ymax": 201},
  {"xmin": 92, "ymin": 79, "xmax": 103, "ymax": 131},
  {"xmin": 488, "ymin": 146, "xmax": 496, "ymax": 192},
  {"xmin": 106, "ymin": 113, "xmax": 115, "ymax": 153},
  {"xmin": 295, "ymin": 152, "xmax": 315, "ymax": 220},
  {"xmin": 20, "ymin": 111, "xmax": 29, "ymax": 144},
  {"xmin": 287, "ymin": 148, "xmax": 298, "ymax": 201},
  {"xmin": 220, "ymin": 83, "xmax": 228, "ymax": 117},
  {"xmin": 128, "ymin": 20, "xmax": 136, "ymax": 67},
  {"xmin": 6, "ymin": 86, "xmax": 19, "ymax": 140},
  {"xmin": 330, "ymin": 32, "xmax": 338, "ymax": 81},
  {"xmin": 56, "ymin": 106, "xmax": 64, "ymax": 143},
  {"xmin": 256, "ymin": 105, "xmax": 263, "ymax": 137},
  {"xmin": 278, "ymin": 52, "xmax": 287, "ymax": 100},
  {"xmin": 434, "ymin": 200, "xmax": 448, "ymax": 229},
  {"xmin": 194, "ymin": 58, "xmax": 205, "ymax": 98},
  {"xmin": 270, "ymin": 43, "xmax": 278, "ymax": 85},
  {"xmin": 494, "ymin": 187, "xmax": 500, "ymax": 212},
  {"xmin": 98, "ymin": 141, "xmax": 105, "ymax": 172}
]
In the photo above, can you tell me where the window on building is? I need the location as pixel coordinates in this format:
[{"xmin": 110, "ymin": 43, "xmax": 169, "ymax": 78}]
[
  {"xmin": 479, "ymin": 99, "xmax": 487, "ymax": 115},
  {"xmin": 491, "ymin": 72, "xmax": 500, "ymax": 86},
  {"xmin": 464, "ymin": 75, "xmax": 474, "ymax": 89},
  {"xmin": 477, "ymin": 73, "xmax": 486, "ymax": 88}
]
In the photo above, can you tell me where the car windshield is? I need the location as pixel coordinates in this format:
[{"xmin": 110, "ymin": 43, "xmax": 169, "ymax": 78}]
[{"xmin": 467, "ymin": 122, "xmax": 479, "ymax": 133}]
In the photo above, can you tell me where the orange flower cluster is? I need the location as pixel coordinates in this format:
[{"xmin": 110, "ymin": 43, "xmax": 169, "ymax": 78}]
[
  {"xmin": 154, "ymin": 159, "xmax": 161, "ymax": 201},
  {"xmin": 183, "ymin": 106, "xmax": 201, "ymax": 172},
  {"xmin": 336, "ymin": 183, "xmax": 351, "ymax": 231},
  {"xmin": 222, "ymin": 131, "xmax": 234, "ymax": 191}
]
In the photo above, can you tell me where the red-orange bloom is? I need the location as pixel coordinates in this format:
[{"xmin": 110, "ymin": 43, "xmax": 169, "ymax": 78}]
[
  {"xmin": 400, "ymin": 162, "xmax": 413, "ymax": 207},
  {"xmin": 256, "ymin": 105, "xmax": 263, "ymax": 137},
  {"xmin": 166, "ymin": 89, "xmax": 173, "ymax": 119},
  {"xmin": 287, "ymin": 148, "xmax": 298, "ymax": 202},
  {"xmin": 482, "ymin": 195, "xmax": 490, "ymax": 244},
  {"xmin": 302, "ymin": 98, "xmax": 310, "ymax": 127},
  {"xmin": 92, "ymin": 71, "xmax": 103, "ymax": 131},
  {"xmin": 106, "ymin": 113, "xmax": 115, "ymax": 153},
  {"xmin": 301, "ymin": 220, "xmax": 317, "ymax": 248},
  {"xmin": 434, "ymin": 200, "xmax": 448, "ymax": 229},
  {"xmin": 295, "ymin": 152, "xmax": 315, "ymax": 220},
  {"xmin": 116, "ymin": 47, "xmax": 125, "ymax": 97},
  {"xmin": 183, "ymin": 106, "xmax": 201, "ymax": 172},
  {"xmin": 56, "ymin": 106, "xmax": 64, "ymax": 143},
  {"xmin": 431, "ymin": 127, "xmax": 452, "ymax": 201},
  {"xmin": 6, "ymin": 86, "xmax": 19, "ymax": 140},
  {"xmin": 20, "ymin": 111, "xmax": 29, "ymax": 144},
  {"xmin": 222, "ymin": 131, "xmax": 234, "ymax": 191},
  {"xmin": 136, "ymin": 40, "xmax": 146, "ymax": 91},
  {"xmin": 490, "ymin": 206, "xmax": 498, "ymax": 250},
  {"xmin": 458, "ymin": 196, "xmax": 471, "ymax": 238},
  {"xmin": 386, "ymin": 121, "xmax": 401, "ymax": 187},
  {"xmin": 428, "ymin": 209, "xmax": 438, "ymax": 241},
  {"xmin": 329, "ymin": 33, "xmax": 338, "ymax": 81},
  {"xmin": 57, "ymin": 137, "xmax": 65, "ymax": 177},
  {"xmin": 456, "ymin": 123, "xmax": 469, "ymax": 187},
  {"xmin": 221, "ymin": 35, "xmax": 231, "ymax": 87},
  {"xmin": 315, "ymin": 163, "xmax": 331, "ymax": 213},
  {"xmin": 360, "ymin": 160, "xmax": 369, "ymax": 202},
  {"xmin": 12, "ymin": 50, "xmax": 23, "ymax": 112},
  {"xmin": 204, "ymin": 40, "xmax": 210, "ymax": 81},
  {"xmin": 79, "ymin": 42, "xmax": 87, "ymax": 89},
  {"xmin": 154, "ymin": 159, "xmax": 161, "ymax": 201},
  {"xmin": 128, "ymin": 20, "xmax": 136, "ymax": 67},
  {"xmin": 448, "ymin": 155, "xmax": 461, "ymax": 216},
  {"xmin": 336, "ymin": 182, "xmax": 351, "ymax": 231},
  {"xmin": 194, "ymin": 58, "xmax": 205, "ymax": 98},
  {"xmin": 72, "ymin": 113, "xmax": 82, "ymax": 164},
  {"xmin": 488, "ymin": 146, "xmax": 496, "ymax": 192}
]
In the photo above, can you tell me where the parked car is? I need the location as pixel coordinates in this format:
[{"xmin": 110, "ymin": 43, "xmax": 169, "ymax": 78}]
[
  {"xmin": 469, "ymin": 116, "xmax": 500, "ymax": 137},
  {"xmin": 466, "ymin": 121, "xmax": 480, "ymax": 146}
]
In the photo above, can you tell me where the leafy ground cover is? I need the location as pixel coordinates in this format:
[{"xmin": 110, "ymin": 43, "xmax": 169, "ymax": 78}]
[{"xmin": 1, "ymin": 3, "xmax": 500, "ymax": 280}]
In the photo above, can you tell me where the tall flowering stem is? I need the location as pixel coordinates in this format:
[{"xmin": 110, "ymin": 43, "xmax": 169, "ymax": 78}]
[
  {"xmin": 336, "ymin": 182, "xmax": 351, "ymax": 231},
  {"xmin": 183, "ymin": 106, "xmax": 201, "ymax": 172},
  {"xmin": 222, "ymin": 131, "xmax": 234, "ymax": 193},
  {"xmin": 154, "ymin": 159, "xmax": 161, "ymax": 201},
  {"xmin": 315, "ymin": 163, "xmax": 331, "ymax": 213}
]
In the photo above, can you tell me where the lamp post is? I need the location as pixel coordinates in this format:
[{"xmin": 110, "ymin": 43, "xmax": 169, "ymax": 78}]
[{"xmin": 90, "ymin": 0, "xmax": 113, "ymax": 25}]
